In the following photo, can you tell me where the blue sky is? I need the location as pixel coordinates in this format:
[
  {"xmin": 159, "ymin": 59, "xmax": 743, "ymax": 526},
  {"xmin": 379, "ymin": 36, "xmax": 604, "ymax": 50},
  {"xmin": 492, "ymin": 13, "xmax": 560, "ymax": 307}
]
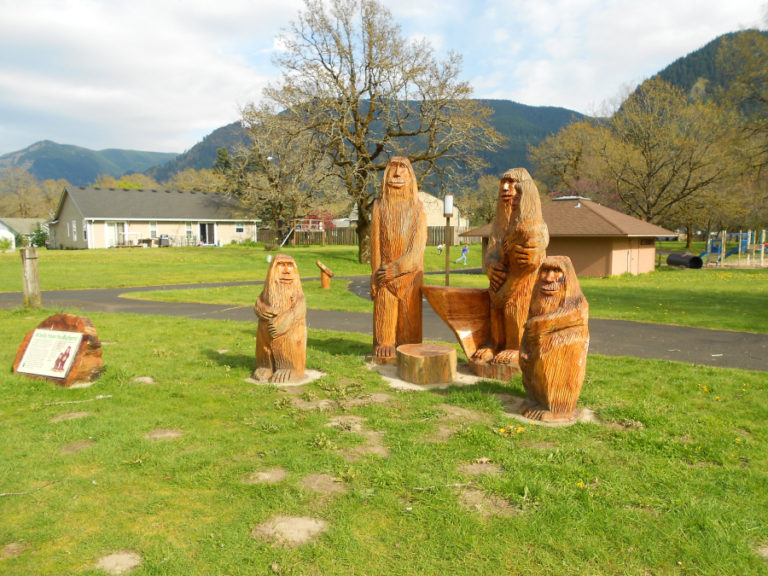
[{"xmin": 0, "ymin": 0, "xmax": 764, "ymax": 156}]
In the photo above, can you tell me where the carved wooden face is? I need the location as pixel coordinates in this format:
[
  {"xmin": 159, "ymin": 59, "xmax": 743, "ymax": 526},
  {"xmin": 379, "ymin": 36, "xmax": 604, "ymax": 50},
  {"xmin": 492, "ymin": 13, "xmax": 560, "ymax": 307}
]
[
  {"xmin": 385, "ymin": 159, "xmax": 413, "ymax": 197},
  {"xmin": 498, "ymin": 177, "xmax": 520, "ymax": 212},
  {"xmin": 275, "ymin": 258, "xmax": 299, "ymax": 285},
  {"xmin": 534, "ymin": 263, "xmax": 566, "ymax": 315}
]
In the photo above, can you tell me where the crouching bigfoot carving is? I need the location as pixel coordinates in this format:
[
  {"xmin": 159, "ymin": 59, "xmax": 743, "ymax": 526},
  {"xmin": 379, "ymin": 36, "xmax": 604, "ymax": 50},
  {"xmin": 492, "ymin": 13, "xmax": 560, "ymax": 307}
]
[
  {"xmin": 519, "ymin": 256, "xmax": 589, "ymax": 421},
  {"xmin": 473, "ymin": 168, "xmax": 548, "ymax": 366},
  {"xmin": 253, "ymin": 254, "xmax": 307, "ymax": 383},
  {"xmin": 370, "ymin": 157, "xmax": 427, "ymax": 361}
]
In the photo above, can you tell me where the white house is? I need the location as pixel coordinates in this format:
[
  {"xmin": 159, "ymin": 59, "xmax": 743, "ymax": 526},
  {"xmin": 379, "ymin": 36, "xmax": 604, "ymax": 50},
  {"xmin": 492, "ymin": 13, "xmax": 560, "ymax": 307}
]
[{"xmin": 48, "ymin": 187, "xmax": 259, "ymax": 249}]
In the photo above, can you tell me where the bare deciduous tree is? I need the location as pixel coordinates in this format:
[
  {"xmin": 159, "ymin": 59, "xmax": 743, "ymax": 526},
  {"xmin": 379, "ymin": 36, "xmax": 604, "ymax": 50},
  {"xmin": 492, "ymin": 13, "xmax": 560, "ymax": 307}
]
[{"xmin": 260, "ymin": 0, "xmax": 503, "ymax": 262}]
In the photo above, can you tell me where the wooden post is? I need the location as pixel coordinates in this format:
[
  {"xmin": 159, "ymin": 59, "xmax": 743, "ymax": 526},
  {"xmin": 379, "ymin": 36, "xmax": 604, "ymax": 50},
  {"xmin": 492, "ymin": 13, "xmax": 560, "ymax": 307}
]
[
  {"xmin": 21, "ymin": 246, "xmax": 41, "ymax": 309},
  {"xmin": 445, "ymin": 215, "xmax": 451, "ymax": 286},
  {"xmin": 316, "ymin": 260, "xmax": 334, "ymax": 289}
]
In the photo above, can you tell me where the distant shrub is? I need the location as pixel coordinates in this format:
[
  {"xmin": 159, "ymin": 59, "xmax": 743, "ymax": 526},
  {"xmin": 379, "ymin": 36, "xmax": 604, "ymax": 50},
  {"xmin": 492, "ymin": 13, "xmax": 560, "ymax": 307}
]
[{"xmin": 0, "ymin": 238, "xmax": 12, "ymax": 250}]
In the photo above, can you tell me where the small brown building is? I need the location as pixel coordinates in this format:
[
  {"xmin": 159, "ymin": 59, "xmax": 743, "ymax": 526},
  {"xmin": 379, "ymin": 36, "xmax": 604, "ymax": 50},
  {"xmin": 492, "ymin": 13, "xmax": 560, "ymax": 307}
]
[{"xmin": 461, "ymin": 197, "xmax": 676, "ymax": 277}]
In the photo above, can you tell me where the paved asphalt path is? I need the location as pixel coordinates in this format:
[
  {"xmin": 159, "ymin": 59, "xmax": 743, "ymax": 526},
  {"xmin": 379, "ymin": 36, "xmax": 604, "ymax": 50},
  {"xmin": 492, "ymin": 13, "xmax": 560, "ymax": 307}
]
[{"xmin": 1, "ymin": 274, "xmax": 766, "ymax": 372}]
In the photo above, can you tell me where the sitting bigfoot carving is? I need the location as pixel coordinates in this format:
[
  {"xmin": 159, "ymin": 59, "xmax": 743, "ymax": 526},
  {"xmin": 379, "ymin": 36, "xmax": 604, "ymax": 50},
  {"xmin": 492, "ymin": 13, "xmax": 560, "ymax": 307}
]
[
  {"xmin": 253, "ymin": 254, "xmax": 306, "ymax": 383},
  {"xmin": 519, "ymin": 256, "xmax": 589, "ymax": 421},
  {"xmin": 474, "ymin": 169, "xmax": 548, "ymax": 366},
  {"xmin": 370, "ymin": 157, "xmax": 427, "ymax": 361}
]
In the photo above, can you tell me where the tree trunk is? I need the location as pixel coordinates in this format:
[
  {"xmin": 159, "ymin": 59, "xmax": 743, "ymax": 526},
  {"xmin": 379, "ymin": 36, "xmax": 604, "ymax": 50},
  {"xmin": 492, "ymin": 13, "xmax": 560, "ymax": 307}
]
[
  {"xmin": 685, "ymin": 222, "xmax": 694, "ymax": 250},
  {"xmin": 356, "ymin": 201, "xmax": 372, "ymax": 265}
]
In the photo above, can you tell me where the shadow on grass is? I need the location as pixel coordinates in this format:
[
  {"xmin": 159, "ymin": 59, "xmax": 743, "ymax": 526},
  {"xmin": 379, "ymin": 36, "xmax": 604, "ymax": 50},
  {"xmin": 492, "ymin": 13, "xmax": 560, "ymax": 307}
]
[
  {"xmin": 307, "ymin": 335, "xmax": 370, "ymax": 357},
  {"xmin": 204, "ymin": 349, "xmax": 254, "ymax": 372}
]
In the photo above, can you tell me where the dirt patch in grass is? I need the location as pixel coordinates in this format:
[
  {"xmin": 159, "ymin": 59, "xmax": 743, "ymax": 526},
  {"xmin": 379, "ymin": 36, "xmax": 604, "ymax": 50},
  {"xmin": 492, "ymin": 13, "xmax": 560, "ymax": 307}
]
[
  {"xmin": 327, "ymin": 415, "xmax": 365, "ymax": 432},
  {"xmin": 458, "ymin": 460, "xmax": 502, "ymax": 477},
  {"xmin": 144, "ymin": 428, "xmax": 183, "ymax": 440},
  {"xmin": 424, "ymin": 422, "xmax": 456, "ymax": 443},
  {"xmin": 342, "ymin": 429, "xmax": 389, "ymax": 461},
  {"xmin": 437, "ymin": 404, "xmax": 489, "ymax": 423},
  {"xmin": 251, "ymin": 515, "xmax": 328, "ymax": 547},
  {"xmin": 131, "ymin": 376, "xmax": 155, "ymax": 385},
  {"xmin": 300, "ymin": 473, "xmax": 347, "ymax": 496},
  {"xmin": 94, "ymin": 551, "xmax": 141, "ymax": 574},
  {"xmin": 61, "ymin": 439, "xmax": 95, "ymax": 454},
  {"xmin": 50, "ymin": 411, "xmax": 91, "ymax": 423},
  {"xmin": 757, "ymin": 543, "xmax": 768, "ymax": 560},
  {"xmin": 292, "ymin": 398, "xmax": 335, "ymax": 411},
  {"xmin": 243, "ymin": 467, "xmax": 288, "ymax": 485},
  {"xmin": 343, "ymin": 392, "xmax": 393, "ymax": 408},
  {"xmin": 456, "ymin": 487, "xmax": 518, "ymax": 518},
  {"xmin": 1, "ymin": 542, "xmax": 26, "ymax": 559}
]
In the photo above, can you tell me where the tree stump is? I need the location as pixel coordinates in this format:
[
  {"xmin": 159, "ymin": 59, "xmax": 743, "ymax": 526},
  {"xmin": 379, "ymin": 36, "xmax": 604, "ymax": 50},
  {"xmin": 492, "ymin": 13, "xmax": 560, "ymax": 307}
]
[
  {"xmin": 315, "ymin": 260, "xmax": 334, "ymax": 290},
  {"xmin": 396, "ymin": 343, "xmax": 456, "ymax": 385}
]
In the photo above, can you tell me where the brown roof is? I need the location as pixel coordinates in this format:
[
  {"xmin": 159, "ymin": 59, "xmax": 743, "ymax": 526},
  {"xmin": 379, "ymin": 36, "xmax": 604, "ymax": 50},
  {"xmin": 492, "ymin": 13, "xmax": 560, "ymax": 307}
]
[{"xmin": 461, "ymin": 198, "xmax": 675, "ymax": 239}]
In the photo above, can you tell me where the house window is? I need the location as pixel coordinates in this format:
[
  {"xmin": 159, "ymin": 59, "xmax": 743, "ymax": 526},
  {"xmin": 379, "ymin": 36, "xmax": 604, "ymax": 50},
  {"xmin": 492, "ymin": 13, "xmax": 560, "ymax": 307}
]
[
  {"xmin": 150, "ymin": 222, "xmax": 158, "ymax": 239},
  {"xmin": 66, "ymin": 222, "xmax": 70, "ymax": 237},
  {"xmin": 185, "ymin": 222, "xmax": 193, "ymax": 238},
  {"xmin": 83, "ymin": 220, "xmax": 88, "ymax": 241},
  {"xmin": 235, "ymin": 222, "xmax": 245, "ymax": 233},
  {"xmin": 71, "ymin": 220, "xmax": 77, "ymax": 241}
]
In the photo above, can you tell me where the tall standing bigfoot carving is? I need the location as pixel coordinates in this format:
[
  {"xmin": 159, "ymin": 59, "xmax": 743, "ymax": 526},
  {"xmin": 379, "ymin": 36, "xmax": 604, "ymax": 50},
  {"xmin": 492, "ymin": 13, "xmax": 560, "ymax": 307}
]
[
  {"xmin": 253, "ymin": 254, "xmax": 307, "ymax": 383},
  {"xmin": 519, "ymin": 256, "xmax": 589, "ymax": 421},
  {"xmin": 474, "ymin": 169, "xmax": 549, "ymax": 366},
  {"xmin": 370, "ymin": 157, "xmax": 427, "ymax": 361}
]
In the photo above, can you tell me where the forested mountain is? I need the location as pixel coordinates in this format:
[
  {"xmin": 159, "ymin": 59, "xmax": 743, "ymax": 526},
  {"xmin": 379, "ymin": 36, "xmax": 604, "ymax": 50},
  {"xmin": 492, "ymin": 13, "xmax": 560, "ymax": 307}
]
[
  {"xmin": 145, "ymin": 121, "xmax": 248, "ymax": 182},
  {"xmin": 145, "ymin": 100, "xmax": 585, "ymax": 180},
  {"xmin": 652, "ymin": 30, "xmax": 768, "ymax": 95},
  {"xmin": 0, "ymin": 140, "xmax": 177, "ymax": 186}
]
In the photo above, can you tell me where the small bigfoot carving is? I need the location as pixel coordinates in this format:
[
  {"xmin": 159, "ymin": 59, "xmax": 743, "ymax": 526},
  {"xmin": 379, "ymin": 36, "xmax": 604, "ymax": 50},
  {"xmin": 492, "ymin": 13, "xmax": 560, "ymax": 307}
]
[
  {"xmin": 253, "ymin": 254, "xmax": 306, "ymax": 383},
  {"xmin": 519, "ymin": 256, "xmax": 589, "ymax": 421},
  {"xmin": 370, "ymin": 157, "xmax": 427, "ymax": 361},
  {"xmin": 473, "ymin": 169, "xmax": 548, "ymax": 366}
]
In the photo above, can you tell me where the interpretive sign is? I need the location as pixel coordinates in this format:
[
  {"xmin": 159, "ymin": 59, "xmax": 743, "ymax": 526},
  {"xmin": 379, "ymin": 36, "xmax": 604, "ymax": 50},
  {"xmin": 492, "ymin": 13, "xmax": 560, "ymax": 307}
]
[
  {"xmin": 13, "ymin": 313, "xmax": 104, "ymax": 387},
  {"xmin": 16, "ymin": 329, "xmax": 83, "ymax": 378}
]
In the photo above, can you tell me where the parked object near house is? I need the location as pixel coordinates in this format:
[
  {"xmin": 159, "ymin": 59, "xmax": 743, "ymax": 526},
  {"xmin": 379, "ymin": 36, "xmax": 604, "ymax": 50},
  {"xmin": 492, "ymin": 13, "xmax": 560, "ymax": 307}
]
[
  {"xmin": 462, "ymin": 197, "xmax": 676, "ymax": 277},
  {"xmin": 0, "ymin": 218, "xmax": 48, "ymax": 249},
  {"xmin": 47, "ymin": 187, "xmax": 259, "ymax": 249}
]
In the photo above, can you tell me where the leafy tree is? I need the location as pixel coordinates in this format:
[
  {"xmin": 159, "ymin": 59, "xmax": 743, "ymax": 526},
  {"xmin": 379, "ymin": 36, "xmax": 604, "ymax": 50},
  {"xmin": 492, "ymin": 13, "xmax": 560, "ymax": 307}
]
[
  {"xmin": 164, "ymin": 168, "xmax": 225, "ymax": 192},
  {"xmin": 602, "ymin": 78, "xmax": 734, "ymax": 224},
  {"xmin": 457, "ymin": 174, "xmax": 501, "ymax": 226},
  {"xmin": 39, "ymin": 178, "xmax": 69, "ymax": 216},
  {"xmin": 91, "ymin": 173, "xmax": 160, "ymax": 189},
  {"xmin": 0, "ymin": 166, "xmax": 44, "ymax": 217},
  {"xmin": 717, "ymin": 29, "xmax": 768, "ymax": 173},
  {"xmin": 226, "ymin": 104, "xmax": 338, "ymax": 240},
  {"xmin": 261, "ymin": 0, "xmax": 504, "ymax": 262}
]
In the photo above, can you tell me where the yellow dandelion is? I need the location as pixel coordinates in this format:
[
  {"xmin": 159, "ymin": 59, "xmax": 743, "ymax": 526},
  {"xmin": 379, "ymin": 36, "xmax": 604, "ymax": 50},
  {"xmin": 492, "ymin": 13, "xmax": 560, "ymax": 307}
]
[{"xmin": 576, "ymin": 481, "xmax": 585, "ymax": 488}]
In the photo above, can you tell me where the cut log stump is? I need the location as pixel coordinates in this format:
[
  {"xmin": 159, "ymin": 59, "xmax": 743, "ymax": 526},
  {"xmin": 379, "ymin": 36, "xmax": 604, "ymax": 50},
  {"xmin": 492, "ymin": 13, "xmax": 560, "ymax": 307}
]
[{"xmin": 396, "ymin": 343, "xmax": 457, "ymax": 385}]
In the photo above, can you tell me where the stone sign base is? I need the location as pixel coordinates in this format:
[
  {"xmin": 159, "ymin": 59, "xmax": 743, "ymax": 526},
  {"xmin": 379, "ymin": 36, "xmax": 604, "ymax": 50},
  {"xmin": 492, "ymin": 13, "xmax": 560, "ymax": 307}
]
[{"xmin": 13, "ymin": 314, "xmax": 103, "ymax": 387}]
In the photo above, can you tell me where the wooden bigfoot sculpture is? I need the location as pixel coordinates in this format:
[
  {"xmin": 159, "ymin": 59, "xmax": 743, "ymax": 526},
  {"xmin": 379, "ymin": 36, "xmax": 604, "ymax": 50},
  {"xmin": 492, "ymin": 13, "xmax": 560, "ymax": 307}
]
[
  {"xmin": 474, "ymin": 169, "xmax": 548, "ymax": 367},
  {"xmin": 370, "ymin": 157, "xmax": 427, "ymax": 362},
  {"xmin": 253, "ymin": 254, "xmax": 306, "ymax": 383},
  {"xmin": 519, "ymin": 256, "xmax": 589, "ymax": 421}
]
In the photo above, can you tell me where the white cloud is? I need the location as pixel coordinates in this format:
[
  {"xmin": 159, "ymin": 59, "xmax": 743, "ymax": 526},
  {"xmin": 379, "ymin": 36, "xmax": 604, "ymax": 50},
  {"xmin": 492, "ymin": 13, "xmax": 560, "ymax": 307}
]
[{"xmin": 0, "ymin": 0, "xmax": 764, "ymax": 155}]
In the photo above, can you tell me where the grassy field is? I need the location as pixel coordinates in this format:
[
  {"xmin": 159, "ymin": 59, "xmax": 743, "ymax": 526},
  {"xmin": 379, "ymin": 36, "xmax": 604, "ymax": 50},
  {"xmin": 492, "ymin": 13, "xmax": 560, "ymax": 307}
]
[
  {"xmin": 0, "ymin": 244, "xmax": 478, "ymax": 292},
  {"xmin": 1, "ymin": 309, "xmax": 767, "ymax": 575},
  {"xmin": 3, "ymin": 244, "xmax": 767, "ymax": 332},
  {"xmin": 128, "ymin": 265, "xmax": 768, "ymax": 334}
]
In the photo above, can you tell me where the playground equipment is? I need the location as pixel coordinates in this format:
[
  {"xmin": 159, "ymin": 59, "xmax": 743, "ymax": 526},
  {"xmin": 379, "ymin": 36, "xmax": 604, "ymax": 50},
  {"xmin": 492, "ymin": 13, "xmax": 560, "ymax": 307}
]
[{"xmin": 700, "ymin": 230, "xmax": 767, "ymax": 267}]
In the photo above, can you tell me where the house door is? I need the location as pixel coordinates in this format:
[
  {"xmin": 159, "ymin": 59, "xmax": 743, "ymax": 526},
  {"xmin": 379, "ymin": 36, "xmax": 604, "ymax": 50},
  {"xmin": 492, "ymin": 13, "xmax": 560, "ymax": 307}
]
[
  {"xmin": 106, "ymin": 222, "xmax": 125, "ymax": 247},
  {"xmin": 199, "ymin": 223, "xmax": 215, "ymax": 245}
]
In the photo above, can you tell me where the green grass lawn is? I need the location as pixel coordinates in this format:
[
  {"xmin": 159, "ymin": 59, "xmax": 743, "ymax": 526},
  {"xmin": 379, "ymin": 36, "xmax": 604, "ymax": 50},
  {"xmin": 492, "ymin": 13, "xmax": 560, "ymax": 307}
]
[
  {"xmin": 1, "ymin": 309, "xmax": 767, "ymax": 575},
  {"xmin": 3, "ymin": 245, "xmax": 767, "ymax": 333},
  {"xmin": 0, "ymin": 244, "xmax": 475, "ymax": 293}
]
